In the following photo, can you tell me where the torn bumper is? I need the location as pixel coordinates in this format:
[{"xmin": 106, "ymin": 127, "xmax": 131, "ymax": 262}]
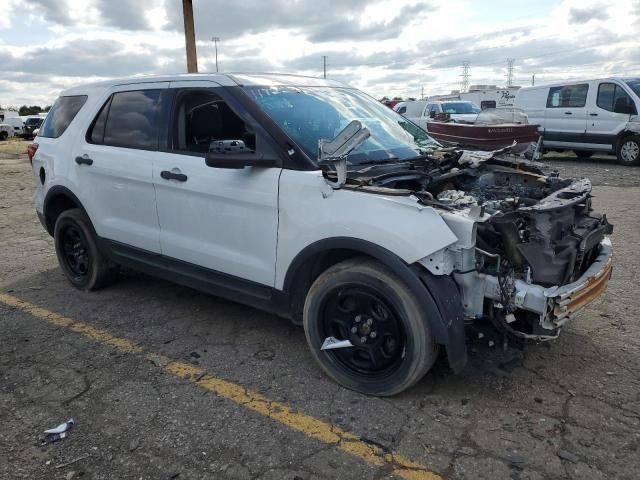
[
  {"xmin": 544, "ymin": 237, "xmax": 613, "ymax": 326},
  {"xmin": 455, "ymin": 237, "xmax": 613, "ymax": 337}
]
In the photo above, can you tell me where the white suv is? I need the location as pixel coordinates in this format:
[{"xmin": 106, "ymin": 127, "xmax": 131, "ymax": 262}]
[{"xmin": 32, "ymin": 74, "xmax": 614, "ymax": 396}]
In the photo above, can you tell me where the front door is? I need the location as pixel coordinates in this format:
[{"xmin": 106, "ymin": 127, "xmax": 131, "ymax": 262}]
[
  {"xmin": 585, "ymin": 81, "xmax": 635, "ymax": 151},
  {"xmin": 153, "ymin": 81, "xmax": 281, "ymax": 286}
]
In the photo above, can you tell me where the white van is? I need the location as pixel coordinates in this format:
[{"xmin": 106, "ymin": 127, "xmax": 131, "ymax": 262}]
[
  {"xmin": 515, "ymin": 77, "xmax": 640, "ymax": 165},
  {"xmin": 3, "ymin": 117, "xmax": 25, "ymax": 137}
]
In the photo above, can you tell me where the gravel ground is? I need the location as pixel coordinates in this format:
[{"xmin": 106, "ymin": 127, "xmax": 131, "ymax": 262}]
[{"xmin": 1, "ymin": 140, "xmax": 639, "ymax": 480}]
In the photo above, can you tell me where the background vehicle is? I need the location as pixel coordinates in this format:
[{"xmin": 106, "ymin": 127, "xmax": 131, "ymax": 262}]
[
  {"xmin": 23, "ymin": 116, "xmax": 45, "ymax": 139},
  {"xmin": 3, "ymin": 117, "xmax": 25, "ymax": 138},
  {"xmin": 428, "ymin": 85, "xmax": 521, "ymax": 110},
  {"xmin": 31, "ymin": 74, "xmax": 613, "ymax": 396},
  {"xmin": 394, "ymin": 100, "xmax": 480, "ymax": 129},
  {"xmin": 0, "ymin": 123, "xmax": 13, "ymax": 141},
  {"xmin": 515, "ymin": 77, "xmax": 640, "ymax": 165}
]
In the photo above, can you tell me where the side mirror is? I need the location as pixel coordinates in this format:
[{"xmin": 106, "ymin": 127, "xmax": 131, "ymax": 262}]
[{"xmin": 205, "ymin": 140, "xmax": 278, "ymax": 169}]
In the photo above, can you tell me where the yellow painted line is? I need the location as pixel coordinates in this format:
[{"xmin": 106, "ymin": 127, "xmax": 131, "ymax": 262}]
[{"xmin": 0, "ymin": 293, "xmax": 440, "ymax": 480}]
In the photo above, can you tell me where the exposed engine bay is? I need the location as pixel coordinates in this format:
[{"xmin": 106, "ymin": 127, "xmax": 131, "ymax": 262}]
[{"xmin": 322, "ymin": 148, "xmax": 614, "ymax": 341}]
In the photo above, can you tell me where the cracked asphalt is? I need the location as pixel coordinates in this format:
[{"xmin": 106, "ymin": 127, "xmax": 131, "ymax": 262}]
[{"xmin": 1, "ymin": 141, "xmax": 639, "ymax": 479}]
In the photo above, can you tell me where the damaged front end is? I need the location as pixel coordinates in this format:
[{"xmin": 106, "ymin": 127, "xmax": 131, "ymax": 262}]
[{"xmin": 323, "ymin": 146, "xmax": 613, "ymax": 342}]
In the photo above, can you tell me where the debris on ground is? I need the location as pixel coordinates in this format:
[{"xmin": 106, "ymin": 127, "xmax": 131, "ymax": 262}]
[{"xmin": 41, "ymin": 419, "xmax": 74, "ymax": 445}]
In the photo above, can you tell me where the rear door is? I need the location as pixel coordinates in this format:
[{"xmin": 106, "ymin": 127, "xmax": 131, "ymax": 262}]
[
  {"xmin": 152, "ymin": 81, "xmax": 282, "ymax": 286},
  {"xmin": 586, "ymin": 81, "xmax": 636, "ymax": 151},
  {"xmin": 74, "ymin": 83, "xmax": 169, "ymax": 253},
  {"xmin": 543, "ymin": 83, "xmax": 589, "ymax": 147}
]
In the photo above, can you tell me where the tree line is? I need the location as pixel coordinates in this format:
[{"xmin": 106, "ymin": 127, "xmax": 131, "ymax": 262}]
[{"xmin": 0, "ymin": 105, "xmax": 52, "ymax": 116}]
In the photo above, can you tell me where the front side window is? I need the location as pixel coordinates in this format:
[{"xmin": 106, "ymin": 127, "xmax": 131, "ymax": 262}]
[
  {"xmin": 546, "ymin": 84, "xmax": 589, "ymax": 108},
  {"xmin": 243, "ymin": 86, "xmax": 440, "ymax": 166},
  {"xmin": 597, "ymin": 83, "xmax": 634, "ymax": 113},
  {"xmin": 88, "ymin": 90, "xmax": 163, "ymax": 150},
  {"xmin": 171, "ymin": 89, "xmax": 256, "ymax": 155},
  {"xmin": 39, "ymin": 95, "xmax": 87, "ymax": 138}
]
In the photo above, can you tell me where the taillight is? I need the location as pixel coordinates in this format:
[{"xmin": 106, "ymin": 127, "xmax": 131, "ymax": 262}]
[{"xmin": 28, "ymin": 143, "xmax": 38, "ymax": 164}]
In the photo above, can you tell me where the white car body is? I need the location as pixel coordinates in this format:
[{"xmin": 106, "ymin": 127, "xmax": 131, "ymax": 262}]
[
  {"xmin": 31, "ymin": 74, "xmax": 614, "ymax": 390},
  {"xmin": 393, "ymin": 100, "xmax": 480, "ymax": 130},
  {"xmin": 515, "ymin": 77, "xmax": 640, "ymax": 161}
]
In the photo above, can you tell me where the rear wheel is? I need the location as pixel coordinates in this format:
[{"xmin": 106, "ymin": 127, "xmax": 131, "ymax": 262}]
[
  {"xmin": 617, "ymin": 136, "xmax": 640, "ymax": 166},
  {"xmin": 303, "ymin": 258, "xmax": 439, "ymax": 396},
  {"xmin": 54, "ymin": 208, "xmax": 119, "ymax": 290},
  {"xmin": 573, "ymin": 150, "xmax": 594, "ymax": 158}
]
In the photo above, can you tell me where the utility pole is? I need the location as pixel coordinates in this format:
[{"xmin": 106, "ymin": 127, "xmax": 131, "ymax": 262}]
[
  {"xmin": 211, "ymin": 37, "xmax": 220, "ymax": 72},
  {"xmin": 323, "ymin": 56, "xmax": 327, "ymax": 79},
  {"xmin": 421, "ymin": 85, "xmax": 424, "ymax": 99},
  {"xmin": 460, "ymin": 61, "xmax": 470, "ymax": 92},
  {"xmin": 531, "ymin": 74, "xmax": 535, "ymax": 86},
  {"xmin": 182, "ymin": 0, "xmax": 198, "ymax": 73},
  {"xmin": 506, "ymin": 58, "xmax": 515, "ymax": 87}
]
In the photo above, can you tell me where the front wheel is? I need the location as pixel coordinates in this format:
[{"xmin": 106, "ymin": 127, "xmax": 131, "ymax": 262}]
[
  {"xmin": 303, "ymin": 258, "xmax": 439, "ymax": 396},
  {"xmin": 617, "ymin": 136, "xmax": 640, "ymax": 166},
  {"xmin": 0, "ymin": 131, "xmax": 8, "ymax": 141},
  {"xmin": 54, "ymin": 208, "xmax": 119, "ymax": 290}
]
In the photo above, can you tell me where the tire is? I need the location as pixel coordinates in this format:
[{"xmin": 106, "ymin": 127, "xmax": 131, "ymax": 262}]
[
  {"xmin": 573, "ymin": 150, "xmax": 594, "ymax": 158},
  {"xmin": 617, "ymin": 136, "xmax": 640, "ymax": 166},
  {"xmin": 0, "ymin": 131, "xmax": 8, "ymax": 141},
  {"xmin": 303, "ymin": 258, "xmax": 439, "ymax": 396},
  {"xmin": 54, "ymin": 208, "xmax": 119, "ymax": 290}
]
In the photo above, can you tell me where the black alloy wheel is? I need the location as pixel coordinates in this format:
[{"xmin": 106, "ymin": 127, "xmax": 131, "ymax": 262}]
[
  {"xmin": 60, "ymin": 225, "xmax": 90, "ymax": 278},
  {"xmin": 320, "ymin": 285, "xmax": 406, "ymax": 377}
]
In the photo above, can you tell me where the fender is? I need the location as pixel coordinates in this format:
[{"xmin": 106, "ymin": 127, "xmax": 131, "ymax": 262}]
[
  {"xmin": 283, "ymin": 237, "xmax": 467, "ymax": 373},
  {"xmin": 43, "ymin": 185, "xmax": 90, "ymax": 235}
]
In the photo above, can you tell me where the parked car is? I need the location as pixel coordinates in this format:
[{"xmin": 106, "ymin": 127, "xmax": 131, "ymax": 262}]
[
  {"xmin": 515, "ymin": 77, "xmax": 640, "ymax": 165},
  {"xmin": 23, "ymin": 115, "xmax": 45, "ymax": 140},
  {"xmin": 0, "ymin": 123, "xmax": 13, "ymax": 140},
  {"xmin": 393, "ymin": 100, "xmax": 480, "ymax": 129},
  {"xmin": 3, "ymin": 117, "xmax": 25, "ymax": 137},
  {"xmin": 31, "ymin": 74, "xmax": 613, "ymax": 396}
]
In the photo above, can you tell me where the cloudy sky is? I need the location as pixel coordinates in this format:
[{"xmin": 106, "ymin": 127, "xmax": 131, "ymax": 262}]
[{"xmin": 1, "ymin": 0, "xmax": 638, "ymax": 107}]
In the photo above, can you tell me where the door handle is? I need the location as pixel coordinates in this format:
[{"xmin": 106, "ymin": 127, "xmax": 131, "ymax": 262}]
[
  {"xmin": 160, "ymin": 170, "xmax": 188, "ymax": 182},
  {"xmin": 75, "ymin": 156, "xmax": 93, "ymax": 165},
  {"xmin": 564, "ymin": 111, "xmax": 573, "ymax": 115},
  {"xmin": 589, "ymin": 113, "xmax": 598, "ymax": 117}
]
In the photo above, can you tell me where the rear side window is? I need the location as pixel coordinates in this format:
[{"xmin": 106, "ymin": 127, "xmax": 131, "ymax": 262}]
[
  {"xmin": 546, "ymin": 84, "xmax": 589, "ymax": 108},
  {"xmin": 88, "ymin": 89, "xmax": 163, "ymax": 150},
  {"xmin": 39, "ymin": 95, "xmax": 87, "ymax": 138}
]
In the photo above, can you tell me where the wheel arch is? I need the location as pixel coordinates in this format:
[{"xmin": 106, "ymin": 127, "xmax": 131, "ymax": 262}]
[
  {"xmin": 282, "ymin": 237, "xmax": 467, "ymax": 372},
  {"xmin": 43, "ymin": 186, "xmax": 90, "ymax": 236}
]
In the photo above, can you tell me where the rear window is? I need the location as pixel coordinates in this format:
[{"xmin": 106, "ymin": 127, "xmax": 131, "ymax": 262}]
[
  {"xmin": 39, "ymin": 95, "xmax": 87, "ymax": 138},
  {"xmin": 87, "ymin": 90, "xmax": 163, "ymax": 150}
]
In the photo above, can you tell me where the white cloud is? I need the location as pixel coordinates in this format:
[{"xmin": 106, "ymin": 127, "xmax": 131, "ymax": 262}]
[{"xmin": 0, "ymin": 0, "xmax": 639, "ymax": 106}]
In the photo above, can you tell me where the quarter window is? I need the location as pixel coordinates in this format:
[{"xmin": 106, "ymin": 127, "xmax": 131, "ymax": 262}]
[
  {"xmin": 597, "ymin": 83, "xmax": 634, "ymax": 113},
  {"xmin": 88, "ymin": 90, "xmax": 163, "ymax": 150},
  {"xmin": 546, "ymin": 84, "xmax": 589, "ymax": 108},
  {"xmin": 39, "ymin": 95, "xmax": 87, "ymax": 138}
]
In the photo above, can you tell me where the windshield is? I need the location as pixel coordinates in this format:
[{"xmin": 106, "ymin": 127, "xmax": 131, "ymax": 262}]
[
  {"xmin": 243, "ymin": 86, "xmax": 440, "ymax": 165},
  {"xmin": 441, "ymin": 102, "xmax": 480, "ymax": 114},
  {"xmin": 624, "ymin": 78, "xmax": 640, "ymax": 99}
]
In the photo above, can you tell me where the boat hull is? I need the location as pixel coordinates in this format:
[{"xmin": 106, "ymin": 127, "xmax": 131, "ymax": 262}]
[{"xmin": 427, "ymin": 121, "xmax": 539, "ymax": 149}]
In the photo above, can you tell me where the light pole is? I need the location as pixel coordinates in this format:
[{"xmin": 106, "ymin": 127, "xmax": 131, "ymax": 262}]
[{"xmin": 211, "ymin": 37, "xmax": 220, "ymax": 72}]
